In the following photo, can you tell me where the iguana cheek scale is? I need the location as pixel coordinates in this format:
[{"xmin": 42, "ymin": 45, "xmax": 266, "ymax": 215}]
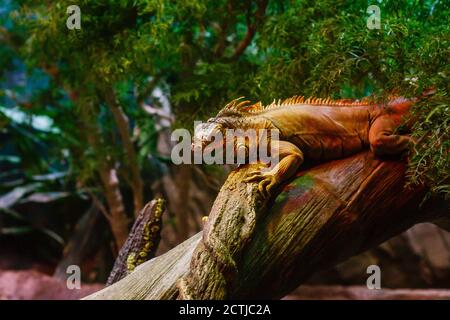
[{"xmin": 195, "ymin": 95, "xmax": 421, "ymax": 197}]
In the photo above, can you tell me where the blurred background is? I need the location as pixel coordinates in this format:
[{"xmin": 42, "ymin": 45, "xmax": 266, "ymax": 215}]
[{"xmin": 0, "ymin": 0, "xmax": 448, "ymax": 299}]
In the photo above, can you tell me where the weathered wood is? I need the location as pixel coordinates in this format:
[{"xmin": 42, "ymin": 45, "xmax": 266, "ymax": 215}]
[
  {"xmin": 106, "ymin": 199, "xmax": 166, "ymax": 285},
  {"xmin": 85, "ymin": 151, "xmax": 449, "ymax": 300},
  {"xmin": 86, "ymin": 232, "xmax": 201, "ymax": 300},
  {"xmin": 177, "ymin": 162, "xmax": 268, "ymax": 299},
  {"xmin": 231, "ymin": 153, "xmax": 446, "ymax": 299}
]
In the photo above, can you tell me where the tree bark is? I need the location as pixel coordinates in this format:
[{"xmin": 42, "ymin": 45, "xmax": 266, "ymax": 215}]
[
  {"xmin": 106, "ymin": 199, "xmax": 166, "ymax": 285},
  {"xmin": 85, "ymin": 151, "xmax": 449, "ymax": 300},
  {"xmin": 102, "ymin": 86, "xmax": 144, "ymax": 217},
  {"xmin": 98, "ymin": 167, "xmax": 130, "ymax": 249},
  {"xmin": 82, "ymin": 103, "xmax": 131, "ymax": 251}
]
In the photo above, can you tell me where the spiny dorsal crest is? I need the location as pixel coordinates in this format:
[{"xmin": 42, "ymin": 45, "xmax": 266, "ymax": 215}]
[
  {"xmin": 216, "ymin": 97, "xmax": 263, "ymax": 117},
  {"xmin": 217, "ymin": 95, "xmax": 370, "ymax": 117}
]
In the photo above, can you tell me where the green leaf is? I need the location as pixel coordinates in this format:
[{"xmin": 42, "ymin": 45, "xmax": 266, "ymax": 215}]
[
  {"xmin": 19, "ymin": 191, "xmax": 71, "ymax": 204},
  {"xmin": 0, "ymin": 183, "xmax": 42, "ymax": 209},
  {"xmin": 1, "ymin": 226, "xmax": 33, "ymax": 235}
]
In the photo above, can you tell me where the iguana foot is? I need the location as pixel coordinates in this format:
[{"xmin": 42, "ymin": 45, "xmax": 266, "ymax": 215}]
[{"xmin": 244, "ymin": 169, "xmax": 277, "ymax": 198}]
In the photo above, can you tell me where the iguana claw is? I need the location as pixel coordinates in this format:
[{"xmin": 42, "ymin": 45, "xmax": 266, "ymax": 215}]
[{"xmin": 244, "ymin": 169, "xmax": 277, "ymax": 198}]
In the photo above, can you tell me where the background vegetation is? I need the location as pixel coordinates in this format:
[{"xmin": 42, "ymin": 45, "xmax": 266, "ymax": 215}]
[{"xmin": 0, "ymin": 0, "xmax": 448, "ymax": 282}]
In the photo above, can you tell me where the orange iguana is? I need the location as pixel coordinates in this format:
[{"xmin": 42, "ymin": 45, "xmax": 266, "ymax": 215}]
[{"xmin": 194, "ymin": 93, "xmax": 429, "ymax": 197}]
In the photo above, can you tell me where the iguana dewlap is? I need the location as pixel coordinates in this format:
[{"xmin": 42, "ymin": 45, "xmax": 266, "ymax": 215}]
[{"xmin": 194, "ymin": 95, "xmax": 419, "ymax": 197}]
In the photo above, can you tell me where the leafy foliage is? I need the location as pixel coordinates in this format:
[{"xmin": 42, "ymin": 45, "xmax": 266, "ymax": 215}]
[{"xmin": 249, "ymin": 0, "xmax": 449, "ymax": 198}]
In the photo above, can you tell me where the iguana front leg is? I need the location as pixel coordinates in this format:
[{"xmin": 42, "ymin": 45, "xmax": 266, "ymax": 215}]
[
  {"xmin": 369, "ymin": 115, "xmax": 414, "ymax": 155},
  {"xmin": 244, "ymin": 140, "xmax": 304, "ymax": 197}
]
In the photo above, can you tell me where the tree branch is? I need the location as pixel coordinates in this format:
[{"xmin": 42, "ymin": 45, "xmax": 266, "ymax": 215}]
[
  {"xmin": 213, "ymin": 1, "xmax": 233, "ymax": 58},
  {"xmin": 85, "ymin": 151, "xmax": 449, "ymax": 300},
  {"xmin": 86, "ymin": 189, "xmax": 112, "ymax": 223},
  {"xmin": 102, "ymin": 87, "xmax": 144, "ymax": 217},
  {"xmin": 230, "ymin": 0, "xmax": 268, "ymax": 60},
  {"xmin": 82, "ymin": 114, "xmax": 130, "ymax": 250}
]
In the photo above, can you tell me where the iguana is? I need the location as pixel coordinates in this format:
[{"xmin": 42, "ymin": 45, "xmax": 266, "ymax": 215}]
[{"xmin": 193, "ymin": 92, "xmax": 431, "ymax": 197}]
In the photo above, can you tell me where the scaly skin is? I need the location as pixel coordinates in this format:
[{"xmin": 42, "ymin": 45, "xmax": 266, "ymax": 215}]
[{"xmin": 194, "ymin": 95, "xmax": 419, "ymax": 197}]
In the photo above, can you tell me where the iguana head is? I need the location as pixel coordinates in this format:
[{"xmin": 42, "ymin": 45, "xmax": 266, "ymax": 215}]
[
  {"xmin": 192, "ymin": 97, "xmax": 255, "ymax": 152},
  {"xmin": 192, "ymin": 120, "xmax": 226, "ymax": 152}
]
